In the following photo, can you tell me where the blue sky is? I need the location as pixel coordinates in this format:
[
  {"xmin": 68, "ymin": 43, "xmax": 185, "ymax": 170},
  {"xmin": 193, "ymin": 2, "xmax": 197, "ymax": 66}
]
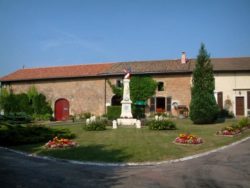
[{"xmin": 0, "ymin": 0, "xmax": 250, "ymax": 76}]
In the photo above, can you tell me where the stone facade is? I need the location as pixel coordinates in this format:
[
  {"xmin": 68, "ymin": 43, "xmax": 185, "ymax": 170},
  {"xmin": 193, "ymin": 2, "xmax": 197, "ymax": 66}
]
[
  {"xmin": 153, "ymin": 74, "xmax": 192, "ymax": 106},
  {"xmin": 9, "ymin": 77, "xmax": 107, "ymax": 116},
  {"xmin": 6, "ymin": 74, "xmax": 192, "ymax": 118},
  {"xmin": 105, "ymin": 74, "xmax": 192, "ymax": 116}
]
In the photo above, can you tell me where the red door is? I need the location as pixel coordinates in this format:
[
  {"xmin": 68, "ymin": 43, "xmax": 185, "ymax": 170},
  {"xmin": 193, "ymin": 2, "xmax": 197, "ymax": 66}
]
[
  {"xmin": 55, "ymin": 99, "xmax": 69, "ymax": 121},
  {"xmin": 236, "ymin": 97, "xmax": 244, "ymax": 116}
]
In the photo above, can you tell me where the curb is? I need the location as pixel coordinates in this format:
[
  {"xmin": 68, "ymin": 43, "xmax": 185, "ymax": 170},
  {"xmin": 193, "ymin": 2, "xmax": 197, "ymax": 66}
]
[{"xmin": 1, "ymin": 136, "xmax": 250, "ymax": 167}]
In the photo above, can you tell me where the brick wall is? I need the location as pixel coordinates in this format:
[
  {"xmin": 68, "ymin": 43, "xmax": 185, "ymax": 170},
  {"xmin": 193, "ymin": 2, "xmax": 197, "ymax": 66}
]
[
  {"xmin": 9, "ymin": 77, "xmax": 106, "ymax": 116},
  {"xmin": 7, "ymin": 74, "xmax": 192, "ymax": 117}
]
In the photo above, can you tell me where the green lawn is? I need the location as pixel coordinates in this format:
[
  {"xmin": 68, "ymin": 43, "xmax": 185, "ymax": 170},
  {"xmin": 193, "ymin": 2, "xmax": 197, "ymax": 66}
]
[{"xmin": 11, "ymin": 119, "xmax": 250, "ymax": 163}]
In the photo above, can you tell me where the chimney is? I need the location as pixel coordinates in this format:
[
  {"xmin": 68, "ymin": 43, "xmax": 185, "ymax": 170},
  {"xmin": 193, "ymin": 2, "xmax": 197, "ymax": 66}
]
[{"xmin": 181, "ymin": 52, "xmax": 186, "ymax": 64}]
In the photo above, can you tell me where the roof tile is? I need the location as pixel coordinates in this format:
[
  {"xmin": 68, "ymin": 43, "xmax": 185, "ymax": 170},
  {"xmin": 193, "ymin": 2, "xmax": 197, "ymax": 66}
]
[{"xmin": 1, "ymin": 57, "xmax": 250, "ymax": 82}]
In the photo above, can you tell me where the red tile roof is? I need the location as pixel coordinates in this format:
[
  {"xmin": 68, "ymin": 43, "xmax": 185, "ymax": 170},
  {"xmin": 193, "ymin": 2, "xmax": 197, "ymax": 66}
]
[
  {"xmin": 0, "ymin": 63, "xmax": 113, "ymax": 82},
  {"xmin": 1, "ymin": 57, "xmax": 250, "ymax": 82}
]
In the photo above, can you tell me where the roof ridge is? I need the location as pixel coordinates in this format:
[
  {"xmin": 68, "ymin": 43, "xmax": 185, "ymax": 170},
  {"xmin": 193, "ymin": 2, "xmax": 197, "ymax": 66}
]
[{"xmin": 19, "ymin": 62, "xmax": 115, "ymax": 70}]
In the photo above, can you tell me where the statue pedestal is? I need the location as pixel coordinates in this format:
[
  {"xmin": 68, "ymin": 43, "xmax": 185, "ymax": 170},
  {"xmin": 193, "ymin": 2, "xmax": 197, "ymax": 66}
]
[{"xmin": 117, "ymin": 118, "xmax": 137, "ymax": 126}]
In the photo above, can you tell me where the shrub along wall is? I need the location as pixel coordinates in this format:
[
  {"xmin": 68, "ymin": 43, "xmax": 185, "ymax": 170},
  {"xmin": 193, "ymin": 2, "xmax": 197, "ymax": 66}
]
[{"xmin": 0, "ymin": 87, "xmax": 52, "ymax": 121}]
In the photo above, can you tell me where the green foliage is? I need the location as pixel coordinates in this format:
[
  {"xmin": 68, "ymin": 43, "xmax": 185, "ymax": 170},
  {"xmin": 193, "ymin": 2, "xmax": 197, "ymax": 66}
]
[
  {"xmin": 107, "ymin": 80, "xmax": 122, "ymax": 97},
  {"xmin": 108, "ymin": 76, "xmax": 157, "ymax": 118},
  {"xmin": 146, "ymin": 119, "xmax": 177, "ymax": 130},
  {"xmin": 130, "ymin": 76, "xmax": 157, "ymax": 102},
  {"xmin": 83, "ymin": 112, "xmax": 92, "ymax": 119},
  {"xmin": 33, "ymin": 94, "xmax": 52, "ymax": 115},
  {"xmin": 27, "ymin": 85, "xmax": 39, "ymax": 103},
  {"xmin": 108, "ymin": 76, "xmax": 157, "ymax": 103},
  {"xmin": 3, "ymin": 112, "xmax": 32, "ymax": 124},
  {"xmin": 217, "ymin": 109, "xmax": 234, "ymax": 119},
  {"xmin": 0, "ymin": 124, "xmax": 75, "ymax": 146},
  {"xmin": 107, "ymin": 106, "xmax": 121, "ymax": 120},
  {"xmin": 0, "ymin": 86, "xmax": 52, "ymax": 119},
  {"xmin": 238, "ymin": 117, "xmax": 249, "ymax": 128},
  {"xmin": 190, "ymin": 43, "xmax": 219, "ymax": 124},
  {"xmin": 0, "ymin": 88, "xmax": 9, "ymax": 110},
  {"xmin": 32, "ymin": 113, "xmax": 52, "ymax": 121},
  {"xmin": 83, "ymin": 120, "xmax": 106, "ymax": 131}
]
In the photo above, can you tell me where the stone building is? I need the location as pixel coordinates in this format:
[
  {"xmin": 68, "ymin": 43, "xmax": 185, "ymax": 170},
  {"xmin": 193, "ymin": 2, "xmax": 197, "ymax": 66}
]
[{"xmin": 1, "ymin": 55, "xmax": 250, "ymax": 120}]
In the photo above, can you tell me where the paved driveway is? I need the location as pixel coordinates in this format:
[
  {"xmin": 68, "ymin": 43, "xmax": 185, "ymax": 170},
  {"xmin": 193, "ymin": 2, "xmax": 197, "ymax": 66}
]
[{"xmin": 1, "ymin": 138, "xmax": 250, "ymax": 188}]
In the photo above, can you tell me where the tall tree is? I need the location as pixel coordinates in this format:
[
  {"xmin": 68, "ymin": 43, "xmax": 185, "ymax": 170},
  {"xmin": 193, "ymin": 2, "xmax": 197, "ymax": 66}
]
[{"xmin": 189, "ymin": 43, "xmax": 219, "ymax": 124}]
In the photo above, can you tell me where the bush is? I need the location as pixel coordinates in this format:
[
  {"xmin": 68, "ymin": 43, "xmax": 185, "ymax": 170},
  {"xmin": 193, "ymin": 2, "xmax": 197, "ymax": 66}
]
[
  {"xmin": 83, "ymin": 120, "xmax": 106, "ymax": 131},
  {"xmin": 217, "ymin": 109, "xmax": 234, "ymax": 119},
  {"xmin": 238, "ymin": 117, "xmax": 249, "ymax": 128},
  {"xmin": 107, "ymin": 106, "xmax": 121, "ymax": 120},
  {"xmin": 0, "ymin": 124, "xmax": 75, "ymax": 146},
  {"xmin": 4, "ymin": 112, "xmax": 32, "ymax": 124},
  {"xmin": 1, "ymin": 86, "xmax": 53, "ymax": 119},
  {"xmin": 32, "ymin": 113, "xmax": 52, "ymax": 121},
  {"xmin": 146, "ymin": 119, "xmax": 177, "ymax": 130},
  {"xmin": 83, "ymin": 112, "xmax": 92, "ymax": 119}
]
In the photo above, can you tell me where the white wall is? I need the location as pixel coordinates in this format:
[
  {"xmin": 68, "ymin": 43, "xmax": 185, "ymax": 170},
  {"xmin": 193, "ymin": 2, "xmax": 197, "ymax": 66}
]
[{"xmin": 214, "ymin": 72, "xmax": 250, "ymax": 116}]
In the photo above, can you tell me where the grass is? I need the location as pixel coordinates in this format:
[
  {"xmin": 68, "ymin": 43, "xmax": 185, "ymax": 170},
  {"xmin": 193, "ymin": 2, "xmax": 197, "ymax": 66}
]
[{"xmin": 10, "ymin": 119, "xmax": 250, "ymax": 163}]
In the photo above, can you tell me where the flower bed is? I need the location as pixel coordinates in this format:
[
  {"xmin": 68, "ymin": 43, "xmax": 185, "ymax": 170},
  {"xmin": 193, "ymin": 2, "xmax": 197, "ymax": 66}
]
[
  {"xmin": 216, "ymin": 126, "xmax": 242, "ymax": 136},
  {"xmin": 45, "ymin": 137, "xmax": 78, "ymax": 149},
  {"xmin": 175, "ymin": 133, "xmax": 203, "ymax": 145}
]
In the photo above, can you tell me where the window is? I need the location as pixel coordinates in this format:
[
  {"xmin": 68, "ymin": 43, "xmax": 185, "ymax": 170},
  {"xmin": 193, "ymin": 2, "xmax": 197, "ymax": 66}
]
[
  {"xmin": 116, "ymin": 80, "xmax": 122, "ymax": 87},
  {"xmin": 157, "ymin": 82, "xmax": 164, "ymax": 91}
]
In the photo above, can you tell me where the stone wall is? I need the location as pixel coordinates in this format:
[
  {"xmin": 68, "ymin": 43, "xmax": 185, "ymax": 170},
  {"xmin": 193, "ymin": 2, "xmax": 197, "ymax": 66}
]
[
  {"xmin": 9, "ymin": 77, "xmax": 106, "ymax": 116},
  {"xmin": 105, "ymin": 74, "xmax": 192, "ymax": 116},
  {"xmin": 7, "ymin": 74, "xmax": 192, "ymax": 117},
  {"xmin": 153, "ymin": 74, "xmax": 192, "ymax": 106}
]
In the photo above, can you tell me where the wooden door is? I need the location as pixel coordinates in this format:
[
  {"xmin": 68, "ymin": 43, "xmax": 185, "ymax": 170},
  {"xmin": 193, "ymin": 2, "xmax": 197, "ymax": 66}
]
[
  {"xmin": 55, "ymin": 99, "xmax": 69, "ymax": 121},
  {"xmin": 217, "ymin": 92, "xmax": 223, "ymax": 110},
  {"xmin": 236, "ymin": 97, "xmax": 244, "ymax": 116}
]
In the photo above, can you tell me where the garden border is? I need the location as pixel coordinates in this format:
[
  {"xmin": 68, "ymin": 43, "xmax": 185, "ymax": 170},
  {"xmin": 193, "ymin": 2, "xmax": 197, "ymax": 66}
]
[{"xmin": 1, "ymin": 136, "xmax": 250, "ymax": 167}]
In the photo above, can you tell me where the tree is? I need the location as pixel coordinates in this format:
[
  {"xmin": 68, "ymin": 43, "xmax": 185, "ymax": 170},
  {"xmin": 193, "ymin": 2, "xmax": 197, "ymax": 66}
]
[
  {"xmin": 189, "ymin": 43, "xmax": 219, "ymax": 124},
  {"xmin": 108, "ymin": 76, "xmax": 157, "ymax": 118},
  {"xmin": 130, "ymin": 76, "xmax": 157, "ymax": 103},
  {"xmin": 0, "ymin": 88, "xmax": 9, "ymax": 111}
]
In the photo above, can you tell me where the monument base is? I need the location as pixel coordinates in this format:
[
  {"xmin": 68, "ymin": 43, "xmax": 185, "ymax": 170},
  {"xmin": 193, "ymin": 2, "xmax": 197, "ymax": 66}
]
[{"xmin": 117, "ymin": 118, "xmax": 137, "ymax": 126}]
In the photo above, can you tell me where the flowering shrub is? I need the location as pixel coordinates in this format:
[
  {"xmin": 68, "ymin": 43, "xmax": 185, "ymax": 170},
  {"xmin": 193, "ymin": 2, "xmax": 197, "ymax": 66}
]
[
  {"xmin": 45, "ymin": 137, "xmax": 78, "ymax": 149},
  {"xmin": 216, "ymin": 125, "xmax": 242, "ymax": 136},
  {"xmin": 175, "ymin": 133, "xmax": 203, "ymax": 144}
]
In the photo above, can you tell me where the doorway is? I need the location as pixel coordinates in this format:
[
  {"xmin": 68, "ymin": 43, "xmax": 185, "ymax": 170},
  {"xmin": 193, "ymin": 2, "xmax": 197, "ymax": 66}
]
[
  {"xmin": 156, "ymin": 97, "xmax": 165, "ymax": 113},
  {"xmin": 55, "ymin": 98, "xmax": 69, "ymax": 121},
  {"xmin": 236, "ymin": 97, "xmax": 244, "ymax": 116}
]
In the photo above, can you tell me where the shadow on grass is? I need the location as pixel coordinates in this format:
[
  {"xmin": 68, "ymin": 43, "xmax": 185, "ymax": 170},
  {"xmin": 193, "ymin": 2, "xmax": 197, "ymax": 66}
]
[
  {"xmin": 0, "ymin": 123, "xmax": 75, "ymax": 146},
  {"xmin": 39, "ymin": 144, "xmax": 132, "ymax": 163}
]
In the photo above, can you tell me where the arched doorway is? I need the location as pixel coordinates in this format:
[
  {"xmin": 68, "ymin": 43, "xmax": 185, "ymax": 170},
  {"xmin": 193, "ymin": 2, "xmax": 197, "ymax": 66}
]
[
  {"xmin": 111, "ymin": 95, "xmax": 122, "ymax": 106},
  {"xmin": 55, "ymin": 98, "xmax": 69, "ymax": 121}
]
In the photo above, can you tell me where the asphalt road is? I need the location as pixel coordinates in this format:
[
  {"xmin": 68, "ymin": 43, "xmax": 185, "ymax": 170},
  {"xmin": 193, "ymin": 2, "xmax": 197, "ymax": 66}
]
[{"xmin": 1, "ymin": 138, "xmax": 250, "ymax": 188}]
